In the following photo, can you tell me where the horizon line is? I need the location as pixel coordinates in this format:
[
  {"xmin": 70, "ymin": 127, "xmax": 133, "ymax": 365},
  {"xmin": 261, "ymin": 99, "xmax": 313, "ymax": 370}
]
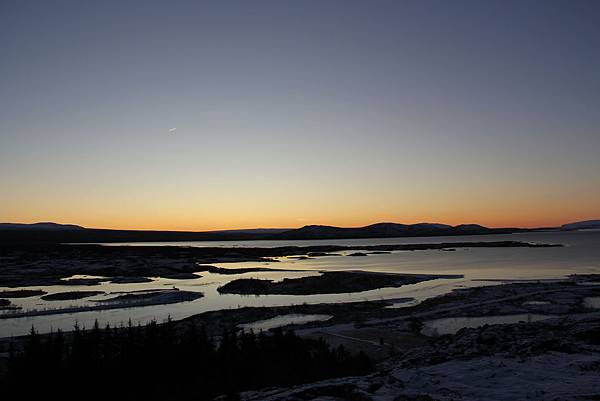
[{"xmin": 2, "ymin": 219, "xmax": 590, "ymax": 232}]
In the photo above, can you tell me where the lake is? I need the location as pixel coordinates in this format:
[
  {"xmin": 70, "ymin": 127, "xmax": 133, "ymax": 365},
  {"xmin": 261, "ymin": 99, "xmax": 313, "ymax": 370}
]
[{"xmin": 1, "ymin": 230, "xmax": 599, "ymax": 337}]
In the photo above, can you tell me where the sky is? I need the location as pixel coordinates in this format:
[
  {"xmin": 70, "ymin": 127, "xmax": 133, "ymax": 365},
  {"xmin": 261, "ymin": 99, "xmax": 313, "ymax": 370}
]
[{"xmin": 1, "ymin": 0, "xmax": 599, "ymax": 230}]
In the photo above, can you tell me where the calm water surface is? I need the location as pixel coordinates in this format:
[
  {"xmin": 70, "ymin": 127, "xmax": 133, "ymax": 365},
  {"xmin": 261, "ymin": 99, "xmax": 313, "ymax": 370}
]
[
  {"xmin": 1, "ymin": 231, "xmax": 599, "ymax": 337},
  {"xmin": 421, "ymin": 314, "xmax": 555, "ymax": 336},
  {"xmin": 239, "ymin": 314, "xmax": 333, "ymax": 332}
]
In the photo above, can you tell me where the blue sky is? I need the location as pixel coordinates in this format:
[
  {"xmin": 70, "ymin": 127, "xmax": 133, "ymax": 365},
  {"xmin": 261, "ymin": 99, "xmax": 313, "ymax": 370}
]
[{"xmin": 1, "ymin": 0, "xmax": 599, "ymax": 229}]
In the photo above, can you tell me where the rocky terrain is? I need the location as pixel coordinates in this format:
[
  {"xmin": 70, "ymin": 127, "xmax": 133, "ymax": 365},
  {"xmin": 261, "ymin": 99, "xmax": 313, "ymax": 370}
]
[
  {"xmin": 235, "ymin": 276, "xmax": 600, "ymax": 400},
  {"xmin": 1, "ymin": 272, "xmax": 599, "ymax": 399},
  {"xmin": 239, "ymin": 312, "xmax": 600, "ymax": 401}
]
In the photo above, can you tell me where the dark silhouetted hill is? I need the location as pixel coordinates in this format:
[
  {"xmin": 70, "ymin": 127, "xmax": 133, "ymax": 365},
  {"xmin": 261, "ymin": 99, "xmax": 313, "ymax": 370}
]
[
  {"xmin": 0, "ymin": 222, "xmax": 85, "ymax": 230},
  {"xmin": 274, "ymin": 222, "xmax": 520, "ymax": 240},
  {"xmin": 561, "ymin": 220, "xmax": 600, "ymax": 230},
  {"xmin": 0, "ymin": 221, "xmax": 533, "ymax": 244}
]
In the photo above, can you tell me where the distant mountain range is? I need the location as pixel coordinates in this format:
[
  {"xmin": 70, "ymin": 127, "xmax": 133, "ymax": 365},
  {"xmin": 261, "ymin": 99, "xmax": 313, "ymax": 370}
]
[
  {"xmin": 0, "ymin": 219, "xmax": 596, "ymax": 244},
  {"xmin": 561, "ymin": 220, "xmax": 600, "ymax": 230},
  {"xmin": 274, "ymin": 222, "xmax": 515, "ymax": 240},
  {"xmin": 0, "ymin": 223, "xmax": 292, "ymax": 244},
  {"xmin": 0, "ymin": 222, "xmax": 85, "ymax": 231}
]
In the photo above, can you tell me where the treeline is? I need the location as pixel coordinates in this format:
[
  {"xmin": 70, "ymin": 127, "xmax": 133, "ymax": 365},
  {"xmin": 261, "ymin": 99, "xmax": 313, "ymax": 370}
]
[{"xmin": 3, "ymin": 319, "xmax": 372, "ymax": 400}]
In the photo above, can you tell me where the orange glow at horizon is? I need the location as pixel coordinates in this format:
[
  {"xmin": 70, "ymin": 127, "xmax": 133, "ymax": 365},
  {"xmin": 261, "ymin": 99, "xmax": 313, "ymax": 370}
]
[
  {"xmin": 3, "ymin": 162, "xmax": 598, "ymax": 231},
  {"xmin": 3, "ymin": 196, "xmax": 598, "ymax": 231},
  {"xmin": 1, "ymin": 1, "xmax": 599, "ymax": 236}
]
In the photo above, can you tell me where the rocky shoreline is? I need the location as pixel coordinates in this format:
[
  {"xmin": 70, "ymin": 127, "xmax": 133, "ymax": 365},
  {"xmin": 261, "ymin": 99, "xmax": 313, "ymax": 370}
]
[
  {"xmin": 1, "ymin": 274, "xmax": 599, "ymax": 399},
  {"xmin": 0, "ymin": 289, "xmax": 203, "ymax": 319},
  {"xmin": 236, "ymin": 276, "xmax": 600, "ymax": 400}
]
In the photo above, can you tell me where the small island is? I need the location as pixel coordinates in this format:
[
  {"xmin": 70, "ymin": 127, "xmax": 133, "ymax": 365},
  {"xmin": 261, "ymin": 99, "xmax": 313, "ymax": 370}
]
[
  {"xmin": 0, "ymin": 289, "xmax": 47, "ymax": 298},
  {"xmin": 218, "ymin": 271, "xmax": 462, "ymax": 295},
  {"xmin": 41, "ymin": 291, "xmax": 105, "ymax": 301}
]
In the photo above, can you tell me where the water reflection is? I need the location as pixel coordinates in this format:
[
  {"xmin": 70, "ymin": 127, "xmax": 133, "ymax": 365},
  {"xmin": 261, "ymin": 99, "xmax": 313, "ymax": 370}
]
[
  {"xmin": 239, "ymin": 314, "xmax": 332, "ymax": 332},
  {"xmin": 421, "ymin": 314, "xmax": 554, "ymax": 336},
  {"xmin": 1, "ymin": 231, "xmax": 599, "ymax": 337}
]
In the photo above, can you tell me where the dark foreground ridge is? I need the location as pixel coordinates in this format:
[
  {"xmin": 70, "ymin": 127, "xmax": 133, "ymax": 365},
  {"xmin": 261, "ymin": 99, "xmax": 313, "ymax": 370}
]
[{"xmin": 1, "ymin": 320, "xmax": 372, "ymax": 400}]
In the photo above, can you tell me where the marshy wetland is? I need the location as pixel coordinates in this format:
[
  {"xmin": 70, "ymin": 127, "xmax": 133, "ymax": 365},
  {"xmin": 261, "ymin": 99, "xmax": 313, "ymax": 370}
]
[
  {"xmin": 2, "ymin": 231, "xmax": 600, "ymax": 401},
  {"xmin": 0, "ymin": 231, "xmax": 598, "ymax": 338}
]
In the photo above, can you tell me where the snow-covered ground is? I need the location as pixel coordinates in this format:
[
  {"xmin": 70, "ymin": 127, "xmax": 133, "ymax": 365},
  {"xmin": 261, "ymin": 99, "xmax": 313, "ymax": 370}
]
[
  {"xmin": 238, "ymin": 279, "xmax": 600, "ymax": 401},
  {"xmin": 241, "ymin": 352, "xmax": 600, "ymax": 401}
]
